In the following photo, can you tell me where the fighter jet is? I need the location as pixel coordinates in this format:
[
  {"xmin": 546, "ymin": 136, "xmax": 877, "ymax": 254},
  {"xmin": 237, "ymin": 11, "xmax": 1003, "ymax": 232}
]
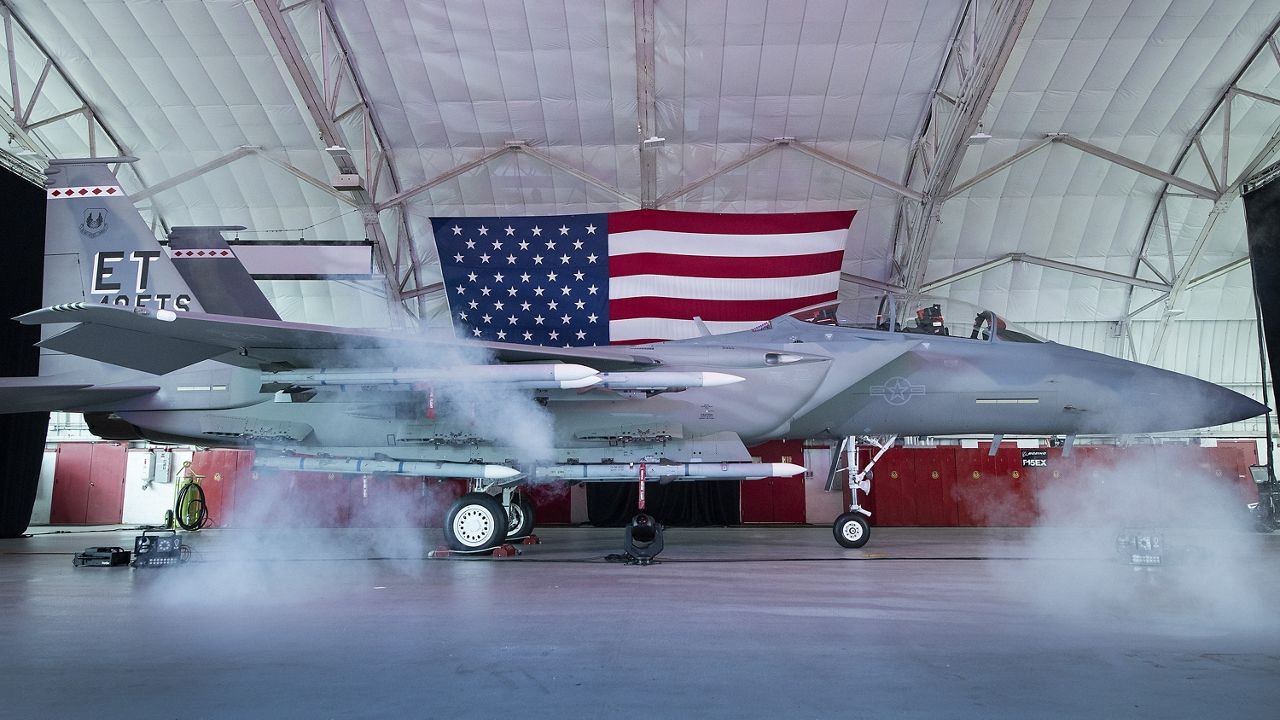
[{"xmin": 0, "ymin": 158, "xmax": 1266, "ymax": 550}]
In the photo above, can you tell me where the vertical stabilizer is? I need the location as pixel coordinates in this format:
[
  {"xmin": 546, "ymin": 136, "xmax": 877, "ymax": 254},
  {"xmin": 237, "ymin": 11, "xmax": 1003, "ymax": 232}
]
[
  {"xmin": 167, "ymin": 226, "xmax": 279, "ymax": 320},
  {"xmin": 40, "ymin": 157, "xmax": 279, "ymax": 375},
  {"xmin": 43, "ymin": 157, "xmax": 278, "ymax": 320},
  {"xmin": 44, "ymin": 157, "xmax": 202, "ymax": 314}
]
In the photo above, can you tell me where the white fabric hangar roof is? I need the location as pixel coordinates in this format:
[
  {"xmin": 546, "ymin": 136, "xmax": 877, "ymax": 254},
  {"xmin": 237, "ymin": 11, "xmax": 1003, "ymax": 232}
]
[{"xmin": 2, "ymin": 0, "xmax": 1279, "ymax": 371}]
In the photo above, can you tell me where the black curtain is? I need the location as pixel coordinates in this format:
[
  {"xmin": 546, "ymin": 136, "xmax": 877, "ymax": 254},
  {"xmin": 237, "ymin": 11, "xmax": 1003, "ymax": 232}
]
[
  {"xmin": 1243, "ymin": 170, "xmax": 1280, "ymax": 405},
  {"xmin": 586, "ymin": 481, "xmax": 740, "ymax": 526},
  {"xmin": 0, "ymin": 163, "xmax": 49, "ymax": 537}
]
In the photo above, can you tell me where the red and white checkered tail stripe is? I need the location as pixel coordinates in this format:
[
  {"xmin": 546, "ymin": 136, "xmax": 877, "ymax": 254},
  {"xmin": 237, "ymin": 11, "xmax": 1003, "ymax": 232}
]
[
  {"xmin": 46, "ymin": 185, "xmax": 124, "ymax": 199},
  {"xmin": 166, "ymin": 248, "xmax": 237, "ymax": 259}
]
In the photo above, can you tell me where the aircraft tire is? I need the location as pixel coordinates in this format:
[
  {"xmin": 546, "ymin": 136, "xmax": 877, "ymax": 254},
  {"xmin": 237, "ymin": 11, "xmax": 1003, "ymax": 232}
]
[
  {"xmin": 444, "ymin": 492, "xmax": 509, "ymax": 551},
  {"xmin": 505, "ymin": 496, "xmax": 536, "ymax": 539},
  {"xmin": 833, "ymin": 512, "xmax": 870, "ymax": 549}
]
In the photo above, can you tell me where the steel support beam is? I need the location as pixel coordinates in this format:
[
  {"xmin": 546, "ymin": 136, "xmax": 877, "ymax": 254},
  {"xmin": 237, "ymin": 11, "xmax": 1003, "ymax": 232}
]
[
  {"xmin": 130, "ymin": 146, "xmax": 259, "ymax": 201},
  {"xmin": 17, "ymin": 58, "xmax": 49, "ymax": 127},
  {"xmin": 1231, "ymin": 86, "xmax": 1280, "ymax": 108},
  {"xmin": 0, "ymin": 1, "xmax": 130, "ymax": 156},
  {"xmin": 254, "ymin": 151, "xmax": 360, "ymax": 207},
  {"xmin": 943, "ymin": 137, "xmax": 1054, "ymax": 200},
  {"xmin": 920, "ymin": 255, "xmax": 1016, "ymax": 293},
  {"xmin": 634, "ymin": 0, "xmax": 658, "ymax": 207},
  {"xmin": 1145, "ymin": 123, "xmax": 1280, "ymax": 361},
  {"xmin": 901, "ymin": 0, "xmax": 1035, "ymax": 294},
  {"xmin": 1052, "ymin": 134, "xmax": 1219, "ymax": 201},
  {"xmin": 654, "ymin": 141, "xmax": 785, "ymax": 207},
  {"xmin": 4, "ymin": 4, "xmax": 19, "ymax": 125},
  {"xmin": 1135, "ymin": 20, "xmax": 1280, "ymax": 362},
  {"xmin": 840, "ymin": 273, "xmax": 905, "ymax": 295},
  {"xmin": 253, "ymin": 0, "xmax": 402, "ymax": 310},
  {"xmin": 1186, "ymin": 256, "xmax": 1250, "ymax": 290},
  {"xmin": 1019, "ymin": 254, "xmax": 1171, "ymax": 293},
  {"xmin": 516, "ymin": 144, "xmax": 639, "ymax": 205},
  {"xmin": 921, "ymin": 253, "xmax": 1172, "ymax": 294},
  {"xmin": 403, "ymin": 282, "xmax": 445, "ymax": 300},
  {"xmin": 375, "ymin": 146, "xmax": 513, "ymax": 210},
  {"xmin": 788, "ymin": 141, "xmax": 924, "ymax": 202}
]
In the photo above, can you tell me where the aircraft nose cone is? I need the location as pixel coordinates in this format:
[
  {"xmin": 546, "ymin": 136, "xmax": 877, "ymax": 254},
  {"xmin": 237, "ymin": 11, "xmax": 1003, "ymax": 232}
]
[
  {"xmin": 1129, "ymin": 371, "xmax": 1268, "ymax": 431},
  {"xmin": 1199, "ymin": 385, "xmax": 1269, "ymax": 427}
]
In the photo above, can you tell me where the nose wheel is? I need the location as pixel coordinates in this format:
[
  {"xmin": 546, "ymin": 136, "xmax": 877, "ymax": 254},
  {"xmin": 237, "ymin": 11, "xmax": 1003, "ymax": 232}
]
[
  {"xmin": 833, "ymin": 512, "xmax": 870, "ymax": 548},
  {"xmin": 830, "ymin": 435, "xmax": 895, "ymax": 549}
]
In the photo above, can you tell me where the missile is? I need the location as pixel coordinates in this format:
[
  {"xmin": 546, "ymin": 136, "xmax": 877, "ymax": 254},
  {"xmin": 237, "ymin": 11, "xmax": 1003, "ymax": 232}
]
[
  {"xmin": 598, "ymin": 371, "xmax": 745, "ymax": 389},
  {"xmin": 255, "ymin": 455, "xmax": 522, "ymax": 481},
  {"xmin": 264, "ymin": 363, "xmax": 599, "ymax": 389},
  {"xmin": 534, "ymin": 462, "xmax": 805, "ymax": 481}
]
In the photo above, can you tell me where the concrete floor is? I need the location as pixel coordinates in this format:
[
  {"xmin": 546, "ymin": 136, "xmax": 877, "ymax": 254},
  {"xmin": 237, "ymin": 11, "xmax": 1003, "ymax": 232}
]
[{"xmin": 1, "ymin": 525, "xmax": 1278, "ymax": 719}]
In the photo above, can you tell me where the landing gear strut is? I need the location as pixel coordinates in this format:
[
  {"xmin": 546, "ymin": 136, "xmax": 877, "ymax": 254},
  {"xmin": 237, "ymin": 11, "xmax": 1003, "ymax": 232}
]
[
  {"xmin": 830, "ymin": 435, "xmax": 896, "ymax": 549},
  {"xmin": 503, "ymin": 489, "xmax": 536, "ymax": 540}
]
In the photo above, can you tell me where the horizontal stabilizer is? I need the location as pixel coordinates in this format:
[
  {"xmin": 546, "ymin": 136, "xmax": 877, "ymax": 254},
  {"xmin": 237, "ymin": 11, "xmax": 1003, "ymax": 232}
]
[
  {"xmin": 0, "ymin": 377, "xmax": 158, "ymax": 414},
  {"xmin": 39, "ymin": 322, "xmax": 230, "ymax": 375}
]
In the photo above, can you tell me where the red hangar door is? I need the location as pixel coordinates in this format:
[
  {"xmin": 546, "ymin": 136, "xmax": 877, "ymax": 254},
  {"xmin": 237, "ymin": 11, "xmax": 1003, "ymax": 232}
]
[{"xmin": 49, "ymin": 442, "xmax": 128, "ymax": 525}]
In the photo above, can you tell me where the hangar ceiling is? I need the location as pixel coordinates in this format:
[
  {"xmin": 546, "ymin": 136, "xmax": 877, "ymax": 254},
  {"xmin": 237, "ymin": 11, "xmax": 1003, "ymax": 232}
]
[{"xmin": 1, "ymin": 0, "xmax": 1279, "ymax": 370}]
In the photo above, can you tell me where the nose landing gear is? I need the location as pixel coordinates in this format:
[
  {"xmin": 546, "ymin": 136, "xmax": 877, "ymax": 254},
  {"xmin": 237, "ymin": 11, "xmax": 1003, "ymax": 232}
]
[{"xmin": 829, "ymin": 435, "xmax": 896, "ymax": 549}]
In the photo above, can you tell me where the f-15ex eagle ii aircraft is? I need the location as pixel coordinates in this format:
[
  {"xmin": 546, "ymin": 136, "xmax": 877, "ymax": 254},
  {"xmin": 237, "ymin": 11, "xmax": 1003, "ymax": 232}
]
[{"xmin": 0, "ymin": 158, "xmax": 1267, "ymax": 550}]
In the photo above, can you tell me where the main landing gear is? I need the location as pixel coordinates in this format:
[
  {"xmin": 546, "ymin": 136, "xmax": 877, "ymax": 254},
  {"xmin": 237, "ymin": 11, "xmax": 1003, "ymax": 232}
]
[
  {"xmin": 830, "ymin": 435, "xmax": 896, "ymax": 549},
  {"xmin": 442, "ymin": 487, "xmax": 537, "ymax": 552}
]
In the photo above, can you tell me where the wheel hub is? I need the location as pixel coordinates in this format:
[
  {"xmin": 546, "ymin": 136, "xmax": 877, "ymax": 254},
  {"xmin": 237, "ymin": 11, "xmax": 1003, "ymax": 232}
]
[
  {"xmin": 453, "ymin": 506, "xmax": 495, "ymax": 547},
  {"xmin": 841, "ymin": 520, "xmax": 864, "ymax": 542}
]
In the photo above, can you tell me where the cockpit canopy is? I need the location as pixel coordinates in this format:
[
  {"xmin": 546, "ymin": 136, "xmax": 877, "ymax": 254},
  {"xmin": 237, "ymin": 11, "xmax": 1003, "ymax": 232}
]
[{"xmin": 786, "ymin": 295, "xmax": 1046, "ymax": 344}]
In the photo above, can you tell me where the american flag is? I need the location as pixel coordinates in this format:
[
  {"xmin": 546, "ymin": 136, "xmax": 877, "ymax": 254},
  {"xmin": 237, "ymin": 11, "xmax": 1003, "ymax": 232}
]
[{"xmin": 432, "ymin": 209, "xmax": 854, "ymax": 346}]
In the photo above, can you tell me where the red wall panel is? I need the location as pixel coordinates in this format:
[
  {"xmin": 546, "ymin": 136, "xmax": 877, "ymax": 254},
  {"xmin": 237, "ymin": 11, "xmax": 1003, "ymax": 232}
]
[
  {"xmin": 51, "ymin": 443, "xmax": 127, "ymax": 525},
  {"xmin": 857, "ymin": 442, "xmax": 1259, "ymax": 528},
  {"xmin": 187, "ymin": 449, "xmax": 250, "ymax": 528},
  {"xmin": 912, "ymin": 448, "xmax": 959, "ymax": 526},
  {"xmin": 84, "ymin": 443, "xmax": 128, "ymax": 525},
  {"xmin": 741, "ymin": 439, "xmax": 807, "ymax": 523},
  {"xmin": 955, "ymin": 446, "xmax": 1036, "ymax": 527},
  {"xmin": 349, "ymin": 476, "xmax": 467, "ymax": 528},
  {"xmin": 50, "ymin": 443, "xmax": 94, "ymax": 524},
  {"xmin": 525, "ymin": 482, "xmax": 571, "ymax": 525}
]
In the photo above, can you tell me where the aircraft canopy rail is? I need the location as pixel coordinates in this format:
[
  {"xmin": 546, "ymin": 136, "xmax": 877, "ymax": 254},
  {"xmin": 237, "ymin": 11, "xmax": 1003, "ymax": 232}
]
[{"xmin": 786, "ymin": 295, "xmax": 1046, "ymax": 344}]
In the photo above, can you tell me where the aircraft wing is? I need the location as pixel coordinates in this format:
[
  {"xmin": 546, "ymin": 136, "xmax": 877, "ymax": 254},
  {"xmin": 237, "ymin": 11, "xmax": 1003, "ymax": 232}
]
[
  {"xmin": 17, "ymin": 303, "xmax": 660, "ymax": 375},
  {"xmin": 0, "ymin": 376, "xmax": 159, "ymax": 413}
]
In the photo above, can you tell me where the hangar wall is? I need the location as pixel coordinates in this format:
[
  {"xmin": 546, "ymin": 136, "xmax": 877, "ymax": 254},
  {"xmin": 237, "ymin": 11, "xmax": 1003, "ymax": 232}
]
[{"xmin": 851, "ymin": 442, "xmax": 1259, "ymax": 527}]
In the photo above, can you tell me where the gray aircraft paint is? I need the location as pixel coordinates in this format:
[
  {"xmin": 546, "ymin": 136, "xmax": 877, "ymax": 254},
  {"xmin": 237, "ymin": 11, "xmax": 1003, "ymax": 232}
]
[{"xmin": 0, "ymin": 159, "xmax": 1267, "ymax": 481}]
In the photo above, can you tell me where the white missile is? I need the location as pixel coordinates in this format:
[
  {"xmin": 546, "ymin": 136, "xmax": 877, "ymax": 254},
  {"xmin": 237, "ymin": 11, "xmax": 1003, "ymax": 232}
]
[
  {"xmin": 534, "ymin": 462, "xmax": 805, "ymax": 481},
  {"xmin": 265, "ymin": 363, "xmax": 599, "ymax": 388},
  {"xmin": 255, "ymin": 455, "xmax": 522, "ymax": 481},
  {"xmin": 598, "ymin": 371, "xmax": 745, "ymax": 389}
]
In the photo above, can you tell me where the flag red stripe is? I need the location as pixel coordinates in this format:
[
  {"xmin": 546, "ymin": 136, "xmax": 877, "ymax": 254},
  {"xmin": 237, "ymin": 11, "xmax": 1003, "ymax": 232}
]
[
  {"xmin": 608, "ymin": 250, "xmax": 843, "ymax": 279},
  {"xmin": 609, "ymin": 292, "xmax": 838, "ymax": 322},
  {"xmin": 608, "ymin": 209, "xmax": 856, "ymax": 235}
]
